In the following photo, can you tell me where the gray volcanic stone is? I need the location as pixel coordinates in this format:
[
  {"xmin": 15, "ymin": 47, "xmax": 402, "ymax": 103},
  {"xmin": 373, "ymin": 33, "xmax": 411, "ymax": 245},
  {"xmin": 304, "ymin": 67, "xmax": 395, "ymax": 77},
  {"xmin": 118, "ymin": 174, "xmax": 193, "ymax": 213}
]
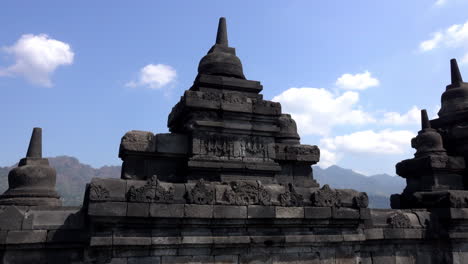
[{"xmin": 0, "ymin": 128, "xmax": 61, "ymax": 207}]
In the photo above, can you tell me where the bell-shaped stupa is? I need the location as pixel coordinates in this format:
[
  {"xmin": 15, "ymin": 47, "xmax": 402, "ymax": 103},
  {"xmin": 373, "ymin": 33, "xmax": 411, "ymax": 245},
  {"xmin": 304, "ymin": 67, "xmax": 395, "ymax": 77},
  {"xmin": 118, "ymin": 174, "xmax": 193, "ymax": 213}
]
[{"xmin": 0, "ymin": 128, "xmax": 61, "ymax": 206}]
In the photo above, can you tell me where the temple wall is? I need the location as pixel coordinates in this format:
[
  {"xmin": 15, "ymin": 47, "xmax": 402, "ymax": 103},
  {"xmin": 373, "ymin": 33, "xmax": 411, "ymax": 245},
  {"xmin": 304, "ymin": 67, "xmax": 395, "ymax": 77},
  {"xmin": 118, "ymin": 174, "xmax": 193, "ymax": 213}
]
[{"xmin": 1, "ymin": 203, "xmax": 468, "ymax": 264}]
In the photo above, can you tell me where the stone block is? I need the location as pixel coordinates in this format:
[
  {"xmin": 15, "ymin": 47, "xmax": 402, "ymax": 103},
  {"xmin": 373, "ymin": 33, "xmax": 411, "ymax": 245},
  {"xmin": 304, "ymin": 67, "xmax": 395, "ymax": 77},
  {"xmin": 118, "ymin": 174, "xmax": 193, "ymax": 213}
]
[
  {"xmin": 128, "ymin": 256, "xmax": 161, "ymax": 264},
  {"xmin": 127, "ymin": 202, "xmax": 150, "ymax": 217},
  {"xmin": 112, "ymin": 248, "xmax": 151, "ymax": 258},
  {"xmin": 0, "ymin": 206, "xmax": 25, "ymax": 230},
  {"xmin": 88, "ymin": 202, "xmax": 127, "ymax": 217},
  {"xmin": 213, "ymin": 205, "xmax": 247, "ymax": 218},
  {"xmin": 342, "ymin": 230, "xmax": 365, "ymax": 242},
  {"xmin": 214, "ymin": 255, "xmax": 238, "ymax": 264},
  {"xmin": 285, "ymin": 234, "xmax": 316, "ymax": 243},
  {"xmin": 371, "ymin": 254, "xmax": 396, "ymax": 264},
  {"xmin": 90, "ymin": 236, "xmax": 113, "ymax": 246},
  {"xmin": 120, "ymin": 130, "xmax": 155, "ymax": 153},
  {"xmin": 151, "ymin": 248, "xmax": 178, "ymax": 256},
  {"xmin": 2, "ymin": 250, "xmax": 47, "ymax": 264},
  {"xmin": 27, "ymin": 208, "xmax": 84, "ymax": 230},
  {"xmin": 314, "ymin": 234, "xmax": 343, "ymax": 243},
  {"xmin": 0, "ymin": 231, "xmax": 7, "ymax": 245},
  {"xmin": 181, "ymin": 235, "xmax": 213, "ymax": 245},
  {"xmin": 162, "ymin": 255, "xmax": 214, "ymax": 264},
  {"xmin": 304, "ymin": 207, "xmax": 331, "ymax": 219},
  {"xmin": 250, "ymin": 235, "xmax": 285, "ymax": 245},
  {"xmin": 46, "ymin": 229, "xmax": 88, "ymax": 243},
  {"xmin": 212, "ymin": 235, "xmax": 250, "ymax": 244},
  {"xmin": 155, "ymin": 133, "xmax": 188, "ymax": 154},
  {"xmin": 152, "ymin": 236, "xmax": 181, "ymax": 245},
  {"xmin": 360, "ymin": 208, "xmax": 371, "ymax": 220},
  {"xmin": 107, "ymin": 258, "xmax": 128, "ymax": 264},
  {"xmin": 276, "ymin": 207, "xmax": 304, "ymax": 218},
  {"xmin": 89, "ymin": 178, "xmax": 127, "ymax": 201},
  {"xmin": 332, "ymin": 207, "xmax": 359, "ymax": 219},
  {"xmin": 150, "ymin": 203, "xmax": 184, "ymax": 218},
  {"xmin": 239, "ymin": 254, "xmax": 273, "ymax": 264},
  {"xmin": 6, "ymin": 230, "xmax": 47, "ymax": 244},
  {"xmin": 184, "ymin": 204, "xmax": 213, "ymax": 218},
  {"xmin": 247, "ymin": 205, "xmax": 275, "ymax": 218},
  {"xmin": 364, "ymin": 228, "xmax": 384, "ymax": 240},
  {"xmin": 383, "ymin": 228, "xmax": 423, "ymax": 239},
  {"xmin": 113, "ymin": 236, "xmax": 152, "ymax": 246}
]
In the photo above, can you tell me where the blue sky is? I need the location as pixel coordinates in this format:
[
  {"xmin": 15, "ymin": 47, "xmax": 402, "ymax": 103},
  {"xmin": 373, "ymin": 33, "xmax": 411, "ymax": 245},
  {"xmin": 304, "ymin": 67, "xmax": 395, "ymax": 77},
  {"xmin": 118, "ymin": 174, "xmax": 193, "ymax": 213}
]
[{"xmin": 1, "ymin": 0, "xmax": 468, "ymax": 176}]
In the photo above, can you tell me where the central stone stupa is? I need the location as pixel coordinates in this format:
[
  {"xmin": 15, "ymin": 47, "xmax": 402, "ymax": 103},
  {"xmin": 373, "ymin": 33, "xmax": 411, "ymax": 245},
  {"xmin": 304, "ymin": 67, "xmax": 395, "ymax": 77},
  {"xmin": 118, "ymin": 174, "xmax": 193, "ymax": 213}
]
[{"xmin": 119, "ymin": 17, "xmax": 320, "ymax": 188}]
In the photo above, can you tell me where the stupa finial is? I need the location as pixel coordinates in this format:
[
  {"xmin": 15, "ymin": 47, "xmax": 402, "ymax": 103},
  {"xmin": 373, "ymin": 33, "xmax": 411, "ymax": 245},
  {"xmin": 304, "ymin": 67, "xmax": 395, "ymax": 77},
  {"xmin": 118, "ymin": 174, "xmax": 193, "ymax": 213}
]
[
  {"xmin": 421, "ymin": 109, "xmax": 430, "ymax": 130},
  {"xmin": 26, "ymin": 127, "xmax": 42, "ymax": 158},
  {"xmin": 451, "ymin": 58, "xmax": 463, "ymax": 85},
  {"xmin": 216, "ymin": 17, "xmax": 228, "ymax": 46}
]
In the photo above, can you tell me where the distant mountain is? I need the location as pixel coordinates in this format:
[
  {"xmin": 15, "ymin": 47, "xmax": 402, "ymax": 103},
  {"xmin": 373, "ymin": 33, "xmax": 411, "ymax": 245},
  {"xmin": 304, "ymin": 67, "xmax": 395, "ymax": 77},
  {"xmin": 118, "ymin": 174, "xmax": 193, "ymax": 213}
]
[
  {"xmin": 0, "ymin": 156, "xmax": 120, "ymax": 206},
  {"xmin": 0, "ymin": 157, "xmax": 405, "ymax": 208},
  {"xmin": 313, "ymin": 165, "xmax": 406, "ymax": 208}
]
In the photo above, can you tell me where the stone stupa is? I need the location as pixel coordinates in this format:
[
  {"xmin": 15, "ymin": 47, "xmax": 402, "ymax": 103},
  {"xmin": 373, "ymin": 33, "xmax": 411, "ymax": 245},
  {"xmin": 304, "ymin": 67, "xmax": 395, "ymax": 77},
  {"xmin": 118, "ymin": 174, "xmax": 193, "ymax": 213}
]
[{"xmin": 0, "ymin": 127, "xmax": 61, "ymax": 206}]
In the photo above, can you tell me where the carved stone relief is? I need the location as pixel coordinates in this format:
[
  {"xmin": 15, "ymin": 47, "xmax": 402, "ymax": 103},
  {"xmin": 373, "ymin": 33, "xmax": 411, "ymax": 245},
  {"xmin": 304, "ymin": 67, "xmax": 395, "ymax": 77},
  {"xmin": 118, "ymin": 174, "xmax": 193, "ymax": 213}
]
[
  {"xmin": 186, "ymin": 179, "xmax": 214, "ymax": 205},
  {"xmin": 222, "ymin": 181, "xmax": 271, "ymax": 206},
  {"xmin": 127, "ymin": 175, "xmax": 174, "ymax": 203},
  {"xmin": 278, "ymin": 183, "xmax": 304, "ymax": 207},
  {"xmin": 311, "ymin": 184, "xmax": 340, "ymax": 207},
  {"xmin": 387, "ymin": 212, "xmax": 412, "ymax": 228},
  {"xmin": 89, "ymin": 184, "xmax": 110, "ymax": 200}
]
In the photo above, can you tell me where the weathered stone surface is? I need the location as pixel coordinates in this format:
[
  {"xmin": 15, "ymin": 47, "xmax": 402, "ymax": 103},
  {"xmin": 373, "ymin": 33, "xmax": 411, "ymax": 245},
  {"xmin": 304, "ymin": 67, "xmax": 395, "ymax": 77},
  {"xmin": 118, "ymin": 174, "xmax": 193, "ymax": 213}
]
[
  {"xmin": 247, "ymin": 205, "xmax": 275, "ymax": 218},
  {"xmin": 275, "ymin": 206, "xmax": 304, "ymax": 218},
  {"xmin": 88, "ymin": 202, "xmax": 127, "ymax": 216},
  {"xmin": 150, "ymin": 203, "xmax": 184, "ymax": 218},
  {"xmin": 90, "ymin": 177, "xmax": 126, "ymax": 201},
  {"xmin": 6, "ymin": 230, "xmax": 47, "ymax": 244},
  {"xmin": 213, "ymin": 205, "xmax": 247, "ymax": 218},
  {"xmin": 0, "ymin": 206, "xmax": 25, "ymax": 230},
  {"xmin": 184, "ymin": 204, "xmax": 213, "ymax": 218},
  {"xmin": 305, "ymin": 207, "xmax": 332, "ymax": 219},
  {"xmin": 0, "ymin": 128, "xmax": 61, "ymax": 207},
  {"xmin": 127, "ymin": 202, "xmax": 150, "ymax": 217},
  {"xmin": 120, "ymin": 130, "xmax": 155, "ymax": 153}
]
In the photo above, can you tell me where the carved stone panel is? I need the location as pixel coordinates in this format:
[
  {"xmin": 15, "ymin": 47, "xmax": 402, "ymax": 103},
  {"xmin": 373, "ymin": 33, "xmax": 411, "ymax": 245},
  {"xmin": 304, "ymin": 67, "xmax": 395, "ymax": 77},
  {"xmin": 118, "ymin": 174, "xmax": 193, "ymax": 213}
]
[
  {"xmin": 278, "ymin": 183, "xmax": 304, "ymax": 207},
  {"xmin": 387, "ymin": 212, "xmax": 412, "ymax": 228},
  {"xmin": 311, "ymin": 185, "xmax": 340, "ymax": 207},
  {"xmin": 222, "ymin": 181, "xmax": 271, "ymax": 206},
  {"xmin": 127, "ymin": 175, "xmax": 174, "ymax": 203},
  {"xmin": 192, "ymin": 134, "xmax": 274, "ymax": 162},
  {"xmin": 186, "ymin": 179, "xmax": 214, "ymax": 205},
  {"xmin": 89, "ymin": 184, "xmax": 110, "ymax": 201}
]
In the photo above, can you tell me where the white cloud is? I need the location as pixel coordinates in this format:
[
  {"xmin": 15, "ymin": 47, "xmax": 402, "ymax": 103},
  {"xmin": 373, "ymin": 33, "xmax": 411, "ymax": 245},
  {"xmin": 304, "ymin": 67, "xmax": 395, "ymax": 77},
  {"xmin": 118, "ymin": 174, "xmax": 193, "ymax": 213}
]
[
  {"xmin": 0, "ymin": 34, "xmax": 74, "ymax": 87},
  {"xmin": 419, "ymin": 21, "xmax": 468, "ymax": 60},
  {"xmin": 381, "ymin": 106, "xmax": 421, "ymax": 126},
  {"xmin": 320, "ymin": 129, "xmax": 416, "ymax": 155},
  {"xmin": 126, "ymin": 64, "xmax": 176, "ymax": 89},
  {"xmin": 435, "ymin": 0, "xmax": 448, "ymax": 6},
  {"xmin": 272, "ymin": 87, "xmax": 375, "ymax": 136},
  {"xmin": 335, "ymin": 71, "xmax": 380, "ymax": 90},
  {"xmin": 462, "ymin": 53, "xmax": 468, "ymax": 65},
  {"xmin": 317, "ymin": 148, "xmax": 341, "ymax": 169},
  {"xmin": 419, "ymin": 32, "xmax": 443, "ymax": 52}
]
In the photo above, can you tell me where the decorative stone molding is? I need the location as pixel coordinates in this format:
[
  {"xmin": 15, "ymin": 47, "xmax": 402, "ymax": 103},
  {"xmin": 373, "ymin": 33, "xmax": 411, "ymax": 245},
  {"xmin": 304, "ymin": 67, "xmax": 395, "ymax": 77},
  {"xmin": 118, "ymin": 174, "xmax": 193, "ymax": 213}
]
[
  {"xmin": 387, "ymin": 212, "xmax": 412, "ymax": 228},
  {"xmin": 353, "ymin": 193, "xmax": 369, "ymax": 208},
  {"xmin": 186, "ymin": 179, "xmax": 214, "ymax": 205},
  {"xmin": 278, "ymin": 183, "xmax": 303, "ymax": 207},
  {"xmin": 311, "ymin": 185, "xmax": 340, "ymax": 207},
  {"xmin": 89, "ymin": 184, "xmax": 110, "ymax": 201},
  {"xmin": 127, "ymin": 175, "xmax": 174, "ymax": 203},
  {"xmin": 222, "ymin": 181, "xmax": 271, "ymax": 206}
]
